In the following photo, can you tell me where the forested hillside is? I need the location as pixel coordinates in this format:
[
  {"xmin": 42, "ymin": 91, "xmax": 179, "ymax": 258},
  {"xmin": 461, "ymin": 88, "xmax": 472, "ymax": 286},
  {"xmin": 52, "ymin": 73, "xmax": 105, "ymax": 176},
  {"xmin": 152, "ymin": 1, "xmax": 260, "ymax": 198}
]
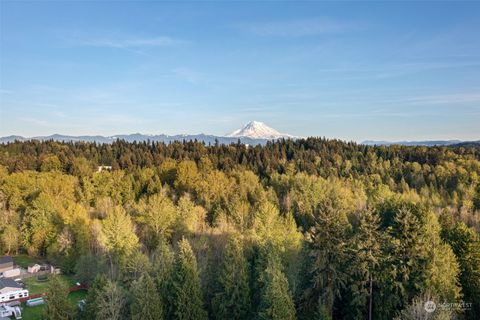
[{"xmin": 0, "ymin": 138, "xmax": 479, "ymax": 319}]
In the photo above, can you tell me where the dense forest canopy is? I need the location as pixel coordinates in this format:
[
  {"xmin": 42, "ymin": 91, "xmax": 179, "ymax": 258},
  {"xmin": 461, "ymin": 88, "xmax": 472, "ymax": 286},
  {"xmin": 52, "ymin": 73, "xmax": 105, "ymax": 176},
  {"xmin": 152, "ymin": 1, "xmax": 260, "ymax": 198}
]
[{"xmin": 0, "ymin": 138, "xmax": 479, "ymax": 320}]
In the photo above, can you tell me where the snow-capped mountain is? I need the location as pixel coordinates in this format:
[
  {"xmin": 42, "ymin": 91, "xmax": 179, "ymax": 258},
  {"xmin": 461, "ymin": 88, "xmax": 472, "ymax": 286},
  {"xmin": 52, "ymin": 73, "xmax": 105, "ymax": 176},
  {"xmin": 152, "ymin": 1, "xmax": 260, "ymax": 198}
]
[{"xmin": 226, "ymin": 121, "xmax": 293, "ymax": 139}]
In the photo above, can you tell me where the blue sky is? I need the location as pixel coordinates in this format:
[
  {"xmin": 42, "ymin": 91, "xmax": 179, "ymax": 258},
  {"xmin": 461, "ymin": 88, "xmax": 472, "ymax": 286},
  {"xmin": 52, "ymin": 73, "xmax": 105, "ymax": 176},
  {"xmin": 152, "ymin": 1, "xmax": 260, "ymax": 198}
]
[{"xmin": 1, "ymin": 1, "xmax": 479, "ymax": 141}]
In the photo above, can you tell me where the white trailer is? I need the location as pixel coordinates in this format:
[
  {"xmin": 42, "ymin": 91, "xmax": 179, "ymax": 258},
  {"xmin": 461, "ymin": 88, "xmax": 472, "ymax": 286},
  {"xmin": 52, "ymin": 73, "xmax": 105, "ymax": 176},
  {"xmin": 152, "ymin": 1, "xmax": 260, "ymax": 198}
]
[{"xmin": 0, "ymin": 279, "xmax": 28, "ymax": 303}]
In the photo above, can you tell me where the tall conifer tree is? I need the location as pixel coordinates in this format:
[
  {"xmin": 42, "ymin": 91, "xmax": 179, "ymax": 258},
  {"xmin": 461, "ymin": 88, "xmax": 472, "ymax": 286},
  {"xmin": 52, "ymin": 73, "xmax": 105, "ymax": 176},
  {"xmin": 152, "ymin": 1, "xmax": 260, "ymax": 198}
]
[
  {"xmin": 172, "ymin": 238, "xmax": 208, "ymax": 320},
  {"xmin": 212, "ymin": 235, "xmax": 251, "ymax": 320},
  {"xmin": 83, "ymin": 274, "xmax": 109, "ymax": 320},
  {"xmin": 441, "ymin": 222, "xmax": 480, "ymax": 319},
  {"xmin": 44, "ymin": 275, "xmax": 72, "ymax": 320},
  {"xmin": 130, "ymin": 274, "xmax": 164, "ymax": 320},
  {"xmin": 153, "ymin": 239, "xmax": 176, "ymax": 320},
  {"xmin": 96, "ymin": 280, "xmax": 126, "ymax": 320},
  {"xmin": 303, "ymin": 200, "xmax": 350, "ymax": 318},
  {"xmin": 344, "ymin": 209, "xmax": 384, "ymax": 320},
  {"xmin": 257, "ymin": 248, "xmax": 296, "ymax": 320}
]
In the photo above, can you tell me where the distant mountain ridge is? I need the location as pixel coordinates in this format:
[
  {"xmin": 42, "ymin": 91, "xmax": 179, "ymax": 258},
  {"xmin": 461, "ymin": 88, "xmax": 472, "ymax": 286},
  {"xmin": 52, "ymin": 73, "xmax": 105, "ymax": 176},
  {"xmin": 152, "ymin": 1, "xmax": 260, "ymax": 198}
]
[
  {"xmin": 2, "ymin": 122, "xmax": 478, "ymax": 147},
  {"xmin": 0, "ymin": 121, "xmax": 295, "ymax": 145},
  {"xmin": 0, "ymin": 133, "xmax": 272, "ymax": 145},
  {"xmin": 361, "ymin": 140, "xmax": 479, "ymax": 147}
]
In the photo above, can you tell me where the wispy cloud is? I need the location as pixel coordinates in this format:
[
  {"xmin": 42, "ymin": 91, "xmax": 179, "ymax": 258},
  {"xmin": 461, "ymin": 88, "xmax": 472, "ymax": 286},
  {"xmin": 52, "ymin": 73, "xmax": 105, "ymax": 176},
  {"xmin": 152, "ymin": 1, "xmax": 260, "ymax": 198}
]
[
  {"xmin": 392, "ymin": 93, "xmax": 480, "ymax": 105},
  {"xmin": 240, "ymin": 18, "xmax": 352, "ymax": 37},
  {"xmin": 368, "ymin": 61, "xmax": 480, "ymax": 79},
  {"xmin": 321, "ymin": 93, "xmax": 480, "ymax": 111},
  {"xmin": 291, "ymin": 60, "xmax": 480, "ymax": 81}
]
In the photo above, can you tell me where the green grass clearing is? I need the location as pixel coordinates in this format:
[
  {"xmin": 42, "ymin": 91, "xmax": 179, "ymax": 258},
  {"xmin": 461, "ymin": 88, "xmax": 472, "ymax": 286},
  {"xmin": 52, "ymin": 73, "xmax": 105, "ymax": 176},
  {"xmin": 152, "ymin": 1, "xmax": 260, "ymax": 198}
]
[
  {"xmin": 12, "ymin": 255, "xmax": 39, "ymax": 269},
  {"xmin": 23, "ymin": 274, "xmax": 76, "ymax": 295},
  {"xmin": 20, "ymin": 290, "xmax": 87, "ymax": 320},
  {"xmin": 67, "ymin": 290, "xmax": 87, "ymax": 302},
  {"xmin": 21, "ymin": 303, "xmax": 44, "ymax": 320}
]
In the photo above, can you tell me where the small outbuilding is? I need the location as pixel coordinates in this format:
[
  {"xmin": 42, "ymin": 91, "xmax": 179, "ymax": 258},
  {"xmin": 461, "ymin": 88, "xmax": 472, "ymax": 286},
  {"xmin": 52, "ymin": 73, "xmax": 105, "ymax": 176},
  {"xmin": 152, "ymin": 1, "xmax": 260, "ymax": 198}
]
[
  {"xmin": 0, "ymin": 257, "xmax": 13, "ymax": 274},
  {"xmin": 27, "ymin": 264, "xmax": 41, "ymax": 274}
]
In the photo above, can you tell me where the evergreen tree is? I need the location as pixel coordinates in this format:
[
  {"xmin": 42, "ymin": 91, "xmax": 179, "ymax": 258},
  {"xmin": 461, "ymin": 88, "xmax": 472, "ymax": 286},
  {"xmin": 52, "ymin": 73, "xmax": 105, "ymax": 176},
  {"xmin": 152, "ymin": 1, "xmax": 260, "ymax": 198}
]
[
  {"xmin": 153, "ymin": 239, "xmax": 176, "ymax": 320},
  {"xmin": 83, "ymin": 274, "xmax": 109, "ymax": 320},
  {"xmin": 441, "ymin": 222, "xmax": 480, "ymax": 319},
  {"xmin": 130, "ymin": 274, "xmax": 164, "ymax": 320},
  {"xmin": 375, "ymin": 200, "xmax": 432, "ymax": 319},
  {"xmin": 424, "ymin": 217, "xmax": 461, "ymax": 303},
  {"xmin": 172, "ymin": 238, "xmax": 208, "ymax": 320},
  {"xmin": 212, "ymin": 235, "xmax": 251, "ymax": 320},
  {"xmin": 96, "ymin": 280, "xmax": 126, "ymax": 320},
  {"xmin": 257, "ymin": 247, "xmax": 296, "ymax": 320},
  {"xmin": 44, "ymin": 275, "xmax": 72, "ymax": 320},
  {"xmin": 302, "ymin": 199, "xmax": 351, "ymax": 318},
  {"xmin": 344, "ymin": 209, "xmax": 384, "ymax": 320},
  {"xmin": 121, "ymin": 250, "xmax": 152, "ymax": 286}
]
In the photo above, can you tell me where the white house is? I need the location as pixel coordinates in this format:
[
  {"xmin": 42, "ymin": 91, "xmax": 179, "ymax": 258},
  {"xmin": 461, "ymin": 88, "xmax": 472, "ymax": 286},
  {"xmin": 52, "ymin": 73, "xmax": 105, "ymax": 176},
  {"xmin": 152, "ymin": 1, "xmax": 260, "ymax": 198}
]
[
  {"xmin": 97, "ymin": 165, "xmax": 112, "ymax": 172},
  {"xmin": 0, "ymin": 279, "xmax": 28, "ymax": 303}
]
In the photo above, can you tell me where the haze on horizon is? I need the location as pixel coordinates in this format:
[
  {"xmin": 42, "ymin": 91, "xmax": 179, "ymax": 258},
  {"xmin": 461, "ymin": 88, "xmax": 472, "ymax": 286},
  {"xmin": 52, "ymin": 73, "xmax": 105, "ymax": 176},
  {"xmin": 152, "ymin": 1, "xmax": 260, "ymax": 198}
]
[{"xmin": 0, "ymin": 1, "xmax": 479, "ymax": 142}]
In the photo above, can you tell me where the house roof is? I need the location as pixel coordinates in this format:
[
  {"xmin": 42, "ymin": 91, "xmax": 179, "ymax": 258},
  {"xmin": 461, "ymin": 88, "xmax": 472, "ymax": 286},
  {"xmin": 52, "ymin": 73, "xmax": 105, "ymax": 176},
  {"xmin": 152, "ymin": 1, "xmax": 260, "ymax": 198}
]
[
  {"xmin": 0, "ymin": 278, "xmax": 22, "ymax": 290},
  {"xmin": 0, "ymin": 256, "xmax": 13, "ymax": 265}
]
